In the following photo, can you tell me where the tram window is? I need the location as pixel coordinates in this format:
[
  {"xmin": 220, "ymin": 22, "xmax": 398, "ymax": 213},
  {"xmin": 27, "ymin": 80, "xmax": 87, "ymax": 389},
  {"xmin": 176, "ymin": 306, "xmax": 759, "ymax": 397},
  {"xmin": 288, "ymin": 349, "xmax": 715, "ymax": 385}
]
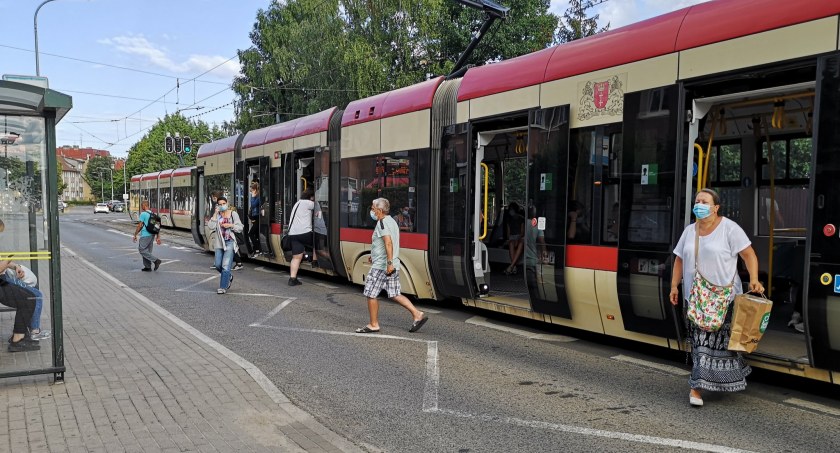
[
  {"xmin": 340, "ymin": 150, "xmax": 428, "ymax": 233},
  {"xmin": 760, "ymin": 140, "xmax": 788, "ymax": 180},
  {"xmin": 788, "ymin": 138, "xmax": 812, "ymax": 179},
  {"xmin": 602, "ymin": 131, "xmax": 622, "ymax": 244},
  {"xmin": 567, "ymin": 129, "xmax": 595, "ymax": 244},
  {"xmin": 707, "ymin": 143, "xmax": 741, "ymax": 184}
]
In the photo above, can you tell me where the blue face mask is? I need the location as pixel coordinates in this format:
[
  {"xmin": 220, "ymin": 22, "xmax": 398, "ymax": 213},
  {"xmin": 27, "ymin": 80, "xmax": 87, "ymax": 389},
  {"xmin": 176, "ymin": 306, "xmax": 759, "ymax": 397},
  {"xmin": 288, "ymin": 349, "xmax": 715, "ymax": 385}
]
[
  {"xmin": 219, "ymin": 205, "xmax": 228, "ymax": 212},
  {"xmin": 370, "ymin": 210, "xmax": 377, "ymax": 221},
  {"xmin": 692, "ymin": 203, "xmax": 711, "ymax": 219}
]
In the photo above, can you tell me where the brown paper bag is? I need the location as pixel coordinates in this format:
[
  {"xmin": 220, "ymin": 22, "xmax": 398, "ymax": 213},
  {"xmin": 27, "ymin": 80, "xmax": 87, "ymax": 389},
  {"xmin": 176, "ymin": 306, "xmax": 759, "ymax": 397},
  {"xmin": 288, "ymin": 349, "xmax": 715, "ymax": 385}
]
[{"xmin": 727, "ymin": 293, "xmax": 773, "ymax": 353}]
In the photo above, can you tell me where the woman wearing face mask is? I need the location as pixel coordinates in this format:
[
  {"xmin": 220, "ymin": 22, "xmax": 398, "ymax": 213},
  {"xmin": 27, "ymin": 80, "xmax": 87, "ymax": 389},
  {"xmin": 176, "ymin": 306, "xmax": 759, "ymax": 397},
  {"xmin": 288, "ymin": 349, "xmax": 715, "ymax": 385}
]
[
  {"xmin": 287, "ymin": 189, "xmax": 315, "ymax": 286},
  {"xmin": 207, "ymin": 196, "xmax": 243, "ymax": 294},
  {"xmin": 395, "ymin": 206, "xmax": 413, "ymax": 232},
  {"xmin": 669, "ymin": 188, "xmax": 764, "ymax": 407}
]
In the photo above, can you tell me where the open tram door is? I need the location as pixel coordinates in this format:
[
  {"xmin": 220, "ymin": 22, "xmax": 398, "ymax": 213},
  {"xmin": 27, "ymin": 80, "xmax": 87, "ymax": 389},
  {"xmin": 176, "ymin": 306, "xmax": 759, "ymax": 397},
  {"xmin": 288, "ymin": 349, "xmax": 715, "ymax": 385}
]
[
  {"xmin": 805, "ymin": 54, "xmax": 840, "ymax": 372},
  {"xmin": 191, "ymin": 166, "xmax": 207, "ymax": 248},
  {"xmin": 281, "ymin": 151, "xmax": 315, "ymax": 259},
  {"xmin": 433, "ymin": 107, "xmax": 573, "ymax": 318},
  {"xmin": 235, "ymin": 157, "xmax": 273, "ymax": 257}
]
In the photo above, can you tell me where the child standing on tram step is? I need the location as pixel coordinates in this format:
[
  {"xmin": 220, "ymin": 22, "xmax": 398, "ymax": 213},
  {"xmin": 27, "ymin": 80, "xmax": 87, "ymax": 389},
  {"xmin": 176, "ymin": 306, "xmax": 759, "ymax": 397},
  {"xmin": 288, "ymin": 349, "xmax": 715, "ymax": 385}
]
[
  {"xmin": 669, "ymin": 188, "xmax": 764, "ymax": 408},
  {"xmin": 133, "ymin": 201, "xmax": 162, "ymax": 271},
  {"xmin": 355, "ymin": 197, "xmax": 428, "ymax": 334},
  {"xmin": 208, "ymin": 196, "xmax": 243, "ymax": 294}
]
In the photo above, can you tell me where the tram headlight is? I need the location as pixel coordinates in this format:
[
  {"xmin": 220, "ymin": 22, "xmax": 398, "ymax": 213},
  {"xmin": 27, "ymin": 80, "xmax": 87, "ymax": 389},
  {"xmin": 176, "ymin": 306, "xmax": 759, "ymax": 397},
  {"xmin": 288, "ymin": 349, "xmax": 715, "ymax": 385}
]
[{"xmin": 478, "ymin": 283, "xmax": 489, "ymax": 295}]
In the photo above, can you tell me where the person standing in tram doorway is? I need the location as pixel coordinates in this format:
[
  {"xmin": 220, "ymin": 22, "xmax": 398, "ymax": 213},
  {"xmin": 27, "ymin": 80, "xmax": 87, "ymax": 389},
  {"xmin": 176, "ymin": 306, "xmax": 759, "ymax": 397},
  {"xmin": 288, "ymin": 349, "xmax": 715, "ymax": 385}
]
[
  {"xmin": 669, "ymin": 188, "xmax": 764, "ymax": 407},
  {"xmin": 247, "ymin": 182, "xmax": 262, "ymax": 258},
  {"xmin": 287, "ymin": 189, "xmax": 315, "ymax": 286},
  {"xmin": 355, "ymin": 197, "xmax": 428, "ymax": 334}
]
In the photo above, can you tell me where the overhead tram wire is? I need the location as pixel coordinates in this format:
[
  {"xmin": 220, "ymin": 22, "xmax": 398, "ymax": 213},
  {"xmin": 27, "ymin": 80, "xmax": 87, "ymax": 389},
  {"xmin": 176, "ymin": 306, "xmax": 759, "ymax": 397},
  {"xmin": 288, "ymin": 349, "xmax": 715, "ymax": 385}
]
[{"xmin": 0, "ymin": 43, "xmax": 228, "ymax": 86}]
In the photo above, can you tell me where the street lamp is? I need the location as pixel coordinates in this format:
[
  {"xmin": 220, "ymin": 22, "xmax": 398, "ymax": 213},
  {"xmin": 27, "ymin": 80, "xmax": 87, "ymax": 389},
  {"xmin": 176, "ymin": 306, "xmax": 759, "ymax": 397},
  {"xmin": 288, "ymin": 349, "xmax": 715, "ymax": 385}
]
[{"xmin": 34, "ymin": 0, "xmax": 59, "ymax": 76}]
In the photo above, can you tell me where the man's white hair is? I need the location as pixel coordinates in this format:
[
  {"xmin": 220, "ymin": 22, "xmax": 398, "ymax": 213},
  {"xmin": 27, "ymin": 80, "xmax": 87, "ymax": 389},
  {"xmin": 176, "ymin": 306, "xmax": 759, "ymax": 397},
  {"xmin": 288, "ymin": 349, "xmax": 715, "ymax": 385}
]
[{"xmin": 372, "ymin": 198, "xmax": 390, "ymax": 214}]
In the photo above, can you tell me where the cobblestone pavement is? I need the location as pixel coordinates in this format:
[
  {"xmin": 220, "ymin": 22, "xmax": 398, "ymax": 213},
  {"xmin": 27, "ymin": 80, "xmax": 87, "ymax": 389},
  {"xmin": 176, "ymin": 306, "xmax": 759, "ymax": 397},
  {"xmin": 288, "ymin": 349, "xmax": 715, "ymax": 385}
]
[{"xmin": 0, "ymin": 250, "xmax": 364, "ymax": 453}]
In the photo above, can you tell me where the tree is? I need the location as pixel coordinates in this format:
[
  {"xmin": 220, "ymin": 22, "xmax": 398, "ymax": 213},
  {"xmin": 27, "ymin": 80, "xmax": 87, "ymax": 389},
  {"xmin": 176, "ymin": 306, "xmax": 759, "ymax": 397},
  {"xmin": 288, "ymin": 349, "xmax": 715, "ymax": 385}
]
[
  {"xmin": 233, "ymin": 0, "xmax": 561, "ymax": 131},
  {"xmin": 83, "ymin": 156, "xmax": 113, "ymax": 203},
  {"xmin": 556, "ymin": 0, "xmax": 610, "ymax": 43},
  {"xmin": 124, "ymin": 113, "xmax": 225, "ymax": 179},
  {"xmin": 56, "ymin": 171, "xmax": 66, "ymax": 196}
]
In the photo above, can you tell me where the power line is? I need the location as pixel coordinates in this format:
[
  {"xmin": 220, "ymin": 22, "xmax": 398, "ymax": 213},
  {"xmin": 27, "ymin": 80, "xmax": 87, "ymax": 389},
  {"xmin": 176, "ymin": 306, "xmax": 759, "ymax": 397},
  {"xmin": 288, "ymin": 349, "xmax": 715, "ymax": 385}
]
[{"xmin": 0, "ymin": 43, "xmax": 229, "ymax": 85}]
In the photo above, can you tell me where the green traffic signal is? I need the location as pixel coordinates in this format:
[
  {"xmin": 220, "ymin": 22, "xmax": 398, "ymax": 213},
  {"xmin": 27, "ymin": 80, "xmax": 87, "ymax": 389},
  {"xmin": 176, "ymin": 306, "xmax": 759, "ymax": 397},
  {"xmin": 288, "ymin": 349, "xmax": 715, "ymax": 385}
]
[{"xmin": 183, "ymin": 136, "xmax": 192, "ymax": 153}]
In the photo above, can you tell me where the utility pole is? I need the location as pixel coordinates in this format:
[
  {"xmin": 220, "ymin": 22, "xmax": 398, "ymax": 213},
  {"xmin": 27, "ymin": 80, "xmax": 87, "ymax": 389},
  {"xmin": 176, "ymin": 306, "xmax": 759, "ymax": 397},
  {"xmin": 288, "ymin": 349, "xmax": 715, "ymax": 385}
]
[{"xmin": 98, "ymin": 171, "xmax": 104, "ymax": 202}]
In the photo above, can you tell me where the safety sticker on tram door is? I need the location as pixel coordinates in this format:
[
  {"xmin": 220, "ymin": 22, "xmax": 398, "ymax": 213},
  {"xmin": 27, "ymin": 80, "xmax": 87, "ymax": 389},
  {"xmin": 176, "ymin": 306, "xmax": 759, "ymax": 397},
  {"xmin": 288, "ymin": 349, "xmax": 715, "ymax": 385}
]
[{"xmin": 834, "ymin": 275, "xmax": 840, "ymax": 294}]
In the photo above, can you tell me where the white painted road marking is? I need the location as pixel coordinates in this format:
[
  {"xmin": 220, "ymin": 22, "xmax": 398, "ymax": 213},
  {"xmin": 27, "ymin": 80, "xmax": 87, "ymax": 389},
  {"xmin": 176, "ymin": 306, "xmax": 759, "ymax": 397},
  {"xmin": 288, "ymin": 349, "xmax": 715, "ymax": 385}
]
[
  {"xmin": 251, "ymin": 301, "xmax": 752, "ymax": 453},
  {"xmin": 611, "ymin": 355, "xmax": 691, "ymax": 376},
  {"xmin": 465, "ymin": 316, "xmax": 577, "ymax": 342},
  {"xmin": 784, "ymin": 398, "xmax": 840, "ymax": 417},
  {"xmin": 432, "ymin": 408, "xmax": 756, "ymax": 453}
]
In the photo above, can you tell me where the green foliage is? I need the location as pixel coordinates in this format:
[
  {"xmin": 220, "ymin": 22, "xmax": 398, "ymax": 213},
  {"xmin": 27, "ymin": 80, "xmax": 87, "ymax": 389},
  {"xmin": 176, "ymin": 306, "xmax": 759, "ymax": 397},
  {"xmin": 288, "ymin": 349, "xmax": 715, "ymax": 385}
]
[
  {"xmin": 83, "ymin": 156, "xmax": 114, "ymax": 202},
  {"xmin": 56, "ymin": 171, "xmax": 66, "ymax": 196},
  {"xmin": 124, "ymin": 113, "xmax": 225, "ymax": 178},
  {"xmin": 556, "ymin": 0, "xmax": 610, "ymax": 43},
  {"xmin": 233, "ymin": 0, "xmax": 567, "ymax": 131}
]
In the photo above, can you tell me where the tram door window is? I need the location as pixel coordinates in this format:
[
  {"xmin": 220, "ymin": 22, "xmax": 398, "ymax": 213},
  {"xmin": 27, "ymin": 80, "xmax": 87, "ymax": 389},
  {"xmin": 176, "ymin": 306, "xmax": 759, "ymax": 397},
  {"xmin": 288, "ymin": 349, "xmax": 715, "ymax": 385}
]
[
  {"xmin": 567, "ymin": 125, "xmax": 622, "ymax": 245},
  {"xmin": 757, "ymin": 137, "xmax": 811, "ymax": 237},
  {"xmin": 705, "ymin": 143, "xmax": 742, "ymax": 223}
]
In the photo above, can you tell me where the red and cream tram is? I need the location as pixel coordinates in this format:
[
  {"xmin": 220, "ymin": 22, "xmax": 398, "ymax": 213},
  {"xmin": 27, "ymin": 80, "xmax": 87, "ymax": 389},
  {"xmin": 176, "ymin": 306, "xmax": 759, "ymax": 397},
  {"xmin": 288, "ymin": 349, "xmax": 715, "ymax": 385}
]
[{"xmin": 135, "ymin": 0, "xmax": 840, "ymax": 384}]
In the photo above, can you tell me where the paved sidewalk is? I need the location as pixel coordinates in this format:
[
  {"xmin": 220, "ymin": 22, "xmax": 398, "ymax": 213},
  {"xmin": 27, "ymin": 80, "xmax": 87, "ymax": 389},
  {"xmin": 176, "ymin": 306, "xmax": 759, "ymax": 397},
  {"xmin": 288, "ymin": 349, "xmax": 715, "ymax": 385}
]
[{"xmin": 0, "ymin": 250, "xmax": 365, "ymax": 453}]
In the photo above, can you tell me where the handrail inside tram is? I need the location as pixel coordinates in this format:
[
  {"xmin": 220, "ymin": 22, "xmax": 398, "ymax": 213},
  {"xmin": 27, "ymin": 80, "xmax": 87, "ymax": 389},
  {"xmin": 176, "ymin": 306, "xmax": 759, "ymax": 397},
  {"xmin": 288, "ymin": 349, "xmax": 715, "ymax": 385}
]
[{"xmin": 479, "ymin": 162, "xmax": 489, "ymax": 240}]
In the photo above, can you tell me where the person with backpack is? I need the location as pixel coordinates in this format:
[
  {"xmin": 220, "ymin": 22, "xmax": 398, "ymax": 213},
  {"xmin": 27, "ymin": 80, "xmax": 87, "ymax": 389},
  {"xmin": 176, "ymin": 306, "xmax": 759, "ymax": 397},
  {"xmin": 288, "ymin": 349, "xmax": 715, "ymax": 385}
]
[{"xmin": 133, "ymin": 201, "xmax": 162, "ymax": 272}]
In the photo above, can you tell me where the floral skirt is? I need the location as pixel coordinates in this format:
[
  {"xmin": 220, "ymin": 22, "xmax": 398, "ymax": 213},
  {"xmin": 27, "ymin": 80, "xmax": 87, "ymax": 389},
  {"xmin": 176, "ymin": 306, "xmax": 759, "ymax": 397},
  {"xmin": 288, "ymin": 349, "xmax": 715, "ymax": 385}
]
[{"xmin": 688, "ymin": 320, "xmax": 752, "ymax": 392}]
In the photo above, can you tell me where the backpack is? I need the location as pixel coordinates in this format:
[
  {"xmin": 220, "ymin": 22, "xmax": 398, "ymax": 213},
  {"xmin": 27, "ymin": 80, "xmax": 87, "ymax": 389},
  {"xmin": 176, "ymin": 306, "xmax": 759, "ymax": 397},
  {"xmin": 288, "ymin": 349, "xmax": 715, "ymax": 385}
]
[{"xmin": 144, "ymin": 210, "xmax": 162, "ymax": 235}]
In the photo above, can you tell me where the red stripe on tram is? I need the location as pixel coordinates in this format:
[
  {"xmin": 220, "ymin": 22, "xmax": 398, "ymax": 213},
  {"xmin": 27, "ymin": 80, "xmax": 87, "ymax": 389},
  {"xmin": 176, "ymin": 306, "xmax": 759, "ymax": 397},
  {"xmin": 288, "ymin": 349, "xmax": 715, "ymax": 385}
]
[
  {"xmin": 340, "ymin": 228, "xmax": 428, "ymax": 251},
  {"xmin": 566, "ymin": 245, "xmax": 618, "ymax": 271}
]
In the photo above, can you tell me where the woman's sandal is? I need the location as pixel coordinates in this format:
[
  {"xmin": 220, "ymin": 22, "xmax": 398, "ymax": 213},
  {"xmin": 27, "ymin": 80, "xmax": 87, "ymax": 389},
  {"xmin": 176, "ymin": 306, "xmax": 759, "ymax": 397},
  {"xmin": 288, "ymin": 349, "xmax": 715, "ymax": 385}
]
[{"xmin": 355, "ymin": 326, "xmax": 380, "ymax": 334}]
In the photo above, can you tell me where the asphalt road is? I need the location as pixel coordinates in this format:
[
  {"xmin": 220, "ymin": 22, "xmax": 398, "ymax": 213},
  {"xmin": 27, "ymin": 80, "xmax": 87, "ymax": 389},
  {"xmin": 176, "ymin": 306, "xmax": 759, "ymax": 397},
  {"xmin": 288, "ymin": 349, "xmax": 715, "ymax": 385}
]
[{"xmin": 60, "ymin": 206, "xmax": 840, "ymax": 453}]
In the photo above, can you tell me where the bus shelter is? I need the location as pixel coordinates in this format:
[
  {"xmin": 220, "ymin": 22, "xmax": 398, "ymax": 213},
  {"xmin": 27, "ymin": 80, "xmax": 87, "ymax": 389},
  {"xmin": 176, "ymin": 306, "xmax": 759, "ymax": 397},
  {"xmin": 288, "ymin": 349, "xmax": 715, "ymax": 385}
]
[{"xmin": 0, "ymin": 79, "xmax": 71, "ymax": 381}]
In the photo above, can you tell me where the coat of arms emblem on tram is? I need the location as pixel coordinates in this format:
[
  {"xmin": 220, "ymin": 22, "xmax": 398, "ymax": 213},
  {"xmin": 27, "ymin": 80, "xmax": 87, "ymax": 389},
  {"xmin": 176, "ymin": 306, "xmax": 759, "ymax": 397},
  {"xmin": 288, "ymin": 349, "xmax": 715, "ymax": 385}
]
[{"xmin": 578, "ymin": 74, "xmax": 625, "ymax": 121}]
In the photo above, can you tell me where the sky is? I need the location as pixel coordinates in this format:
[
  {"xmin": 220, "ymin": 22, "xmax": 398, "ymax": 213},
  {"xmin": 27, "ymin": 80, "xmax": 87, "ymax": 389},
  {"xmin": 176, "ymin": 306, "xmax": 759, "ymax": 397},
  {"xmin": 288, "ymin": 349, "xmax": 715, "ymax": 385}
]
[{"xmin": 0, "ymin": 0, "xmax": 710, "ymax": 159}]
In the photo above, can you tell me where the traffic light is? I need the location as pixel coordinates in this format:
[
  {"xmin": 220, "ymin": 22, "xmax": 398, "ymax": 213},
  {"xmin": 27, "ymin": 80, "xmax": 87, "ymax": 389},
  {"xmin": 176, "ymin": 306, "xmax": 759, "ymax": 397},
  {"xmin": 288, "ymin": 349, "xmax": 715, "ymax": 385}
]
[
  {"xmin": 174, "ymin": 136, "xmax": 182, "ymax": 153},
  {"xmin": 183, "ymin": 136, "xmax": 192, "ymax": 153},
  {"xmin": 165, "ymin": 135, "xmax": 174, "ymax": 153}
]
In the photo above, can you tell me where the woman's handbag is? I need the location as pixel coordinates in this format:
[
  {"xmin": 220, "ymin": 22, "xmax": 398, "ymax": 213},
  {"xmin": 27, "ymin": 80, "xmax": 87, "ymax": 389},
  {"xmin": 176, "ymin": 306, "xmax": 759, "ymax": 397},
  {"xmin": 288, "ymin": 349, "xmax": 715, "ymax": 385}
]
[
  {"xmin": 727, "ymin": 292, "xmax": 773, "ymax": 353},
  {"xmin": 280, "ymin": 202, "xmax": 301, "ymax": 253},
  {"xmin": 686, "ymin": 227, "xmax": 735, "ymax": 332}
]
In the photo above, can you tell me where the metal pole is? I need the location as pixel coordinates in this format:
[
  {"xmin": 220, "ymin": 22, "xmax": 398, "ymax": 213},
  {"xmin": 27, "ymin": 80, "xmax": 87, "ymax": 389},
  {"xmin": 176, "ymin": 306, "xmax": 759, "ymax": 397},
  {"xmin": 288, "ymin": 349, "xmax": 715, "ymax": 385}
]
[
  {"xmin": 109, "ymin": 168, "xmax": 114, "ymax": 201},
  {"xmin": 122, "ymin": 159, "xmax": 127, "ymax": 197},
  {"xmin": 98, "ymin": 171, "xmax": 103, "ymax": 201},
  {"xmin": 34, "ymin": 0, "xmax": 59, "ymax": 76}
]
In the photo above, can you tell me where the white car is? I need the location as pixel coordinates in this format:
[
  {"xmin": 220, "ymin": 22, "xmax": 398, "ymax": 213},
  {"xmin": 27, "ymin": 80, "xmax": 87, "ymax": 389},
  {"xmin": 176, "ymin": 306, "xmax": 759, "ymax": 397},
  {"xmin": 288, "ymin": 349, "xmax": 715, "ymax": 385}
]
[{"xmin": 94, "ymin": 203, "xmax": 109, "ymax": 214}]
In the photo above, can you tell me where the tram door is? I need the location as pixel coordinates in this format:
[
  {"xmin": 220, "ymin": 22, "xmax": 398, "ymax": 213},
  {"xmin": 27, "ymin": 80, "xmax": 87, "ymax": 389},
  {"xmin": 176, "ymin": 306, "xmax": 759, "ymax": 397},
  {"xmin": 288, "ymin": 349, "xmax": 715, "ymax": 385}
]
[
  {"xmin": 616, "ymin": 86, "xmax": 681, "ymax": 338},
  {"xmin": 282, "ymin": 151, "xmax": 315, "ymax": 256},
  {"xmin": 806, "ymin": 55, "xmax": 840, "ymax": 371},
  {"xmin": 237, "ymin": 157, "xmax": 273, "ymax": 257},
  {"xmin": 191, "ymin": 167, "xmax": 207, "ymax": 248},
  {"xmin": 433, "ymin": 123, "xmax": 476, "ymax": 299},
  {"xmin": 525, "ymin": 106, "xmax": 572, "ymax": 317},
  {"xmin": 312, "ymin": 146, "xmax": 336, "ymax": 272}
]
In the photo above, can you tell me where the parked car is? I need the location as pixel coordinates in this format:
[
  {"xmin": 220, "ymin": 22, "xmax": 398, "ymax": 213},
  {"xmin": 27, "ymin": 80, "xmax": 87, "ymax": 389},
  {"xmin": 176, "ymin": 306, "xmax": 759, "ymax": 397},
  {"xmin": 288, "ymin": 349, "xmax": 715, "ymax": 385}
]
[
  {"xmin": 58, "ymin": 200, "xmax": 66, "ymax": 213},
  {"xmin": 94, "ymin": 203, "xmax": 109, "ymax": 214}
]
